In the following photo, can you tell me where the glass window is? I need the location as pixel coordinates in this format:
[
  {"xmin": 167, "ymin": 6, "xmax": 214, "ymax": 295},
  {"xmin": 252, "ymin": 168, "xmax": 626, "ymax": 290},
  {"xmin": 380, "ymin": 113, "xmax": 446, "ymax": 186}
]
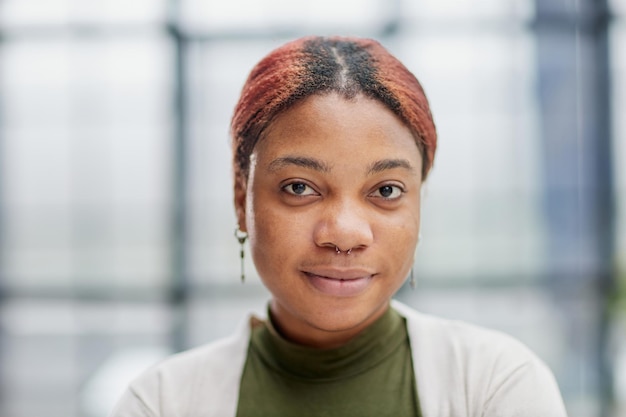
[
  {"xmin": 611, "ymin": 0, "xmax": 626, "ymax": 16},
  {"xmin": 0, "ymin": 36, "xmax": 173, "ymax": 291},
  {"xmin": 0, "ymin": 299, "xmax": 171, "ymax": 417},
  {"xmin": 403, "ymin": 0, "xmax": 534, "ymax": 21},
  {"xmin": 613, "ymin": 21, "xmax": 626, "ymax": 279},
  {"xmin": 0, "ymin": 0, "xmax": 165, "ymax": 27},
  {"xmin": 181, "ymin": 0, "xmax": 389, "ymax": 33}
]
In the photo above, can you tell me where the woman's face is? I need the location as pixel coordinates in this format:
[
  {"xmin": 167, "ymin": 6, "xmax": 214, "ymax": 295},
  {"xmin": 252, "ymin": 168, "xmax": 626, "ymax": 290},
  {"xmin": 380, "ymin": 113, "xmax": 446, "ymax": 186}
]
[{"xmin": 235, "ymin": 93, "xmax": 422, "ymax": 348}]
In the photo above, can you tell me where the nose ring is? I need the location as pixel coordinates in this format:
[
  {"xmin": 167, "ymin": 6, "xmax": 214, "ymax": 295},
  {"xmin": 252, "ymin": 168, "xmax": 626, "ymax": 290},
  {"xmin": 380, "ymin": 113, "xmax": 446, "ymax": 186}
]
[{"xmin": 335, "ymin": 246, "xmax": 352, "ymax": 255}]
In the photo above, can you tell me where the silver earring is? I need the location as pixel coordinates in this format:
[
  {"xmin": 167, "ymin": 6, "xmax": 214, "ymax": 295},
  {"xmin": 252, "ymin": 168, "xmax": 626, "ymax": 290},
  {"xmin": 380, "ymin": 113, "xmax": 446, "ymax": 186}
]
[{"xmin": 235, "ymin": 227, "xmax": 248, "ymax": 283}]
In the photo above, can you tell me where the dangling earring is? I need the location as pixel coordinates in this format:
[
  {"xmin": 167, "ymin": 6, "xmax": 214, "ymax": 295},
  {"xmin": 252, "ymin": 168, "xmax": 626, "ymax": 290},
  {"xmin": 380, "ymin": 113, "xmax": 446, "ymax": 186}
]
[{"xmin": 235, "ymin": 227, "xmax": 248, "ymax": 283}]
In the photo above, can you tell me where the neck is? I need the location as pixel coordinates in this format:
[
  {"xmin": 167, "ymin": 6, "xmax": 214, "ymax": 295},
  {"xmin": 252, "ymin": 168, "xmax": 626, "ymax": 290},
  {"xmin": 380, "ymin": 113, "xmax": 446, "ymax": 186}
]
[{"xmin": 268, "ymin": 300, "xmax": 390, "ymax": 349}]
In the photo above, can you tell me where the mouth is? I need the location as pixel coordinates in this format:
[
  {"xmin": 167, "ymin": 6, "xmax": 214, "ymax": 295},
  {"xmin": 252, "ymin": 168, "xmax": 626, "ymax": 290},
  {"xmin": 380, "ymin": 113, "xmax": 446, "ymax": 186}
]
[{"xmin": 302, "ymin": 269, "xmax": 375, "ymax": 297}]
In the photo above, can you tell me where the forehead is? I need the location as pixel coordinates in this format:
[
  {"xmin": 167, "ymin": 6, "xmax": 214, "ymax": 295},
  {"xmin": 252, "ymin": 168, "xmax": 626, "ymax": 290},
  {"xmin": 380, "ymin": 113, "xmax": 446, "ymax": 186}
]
[{"xmin": 254, "ymin": 93, "xmax": 422, "ymax": 168}]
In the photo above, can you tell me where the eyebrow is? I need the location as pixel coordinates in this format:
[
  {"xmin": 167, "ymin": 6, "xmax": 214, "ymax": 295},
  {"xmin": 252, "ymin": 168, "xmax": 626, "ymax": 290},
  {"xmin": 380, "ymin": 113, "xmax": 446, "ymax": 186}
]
[
  {"xmin": 266, "ymin": 156, "xmax": 414, "ymax": 175},
  {"xmin": 267, "ymin": 156, "xmax": 331, "ymax": 173},
  {"xmin": 367, "ymin": 159, "xmax": 415, "ymax": 175}
]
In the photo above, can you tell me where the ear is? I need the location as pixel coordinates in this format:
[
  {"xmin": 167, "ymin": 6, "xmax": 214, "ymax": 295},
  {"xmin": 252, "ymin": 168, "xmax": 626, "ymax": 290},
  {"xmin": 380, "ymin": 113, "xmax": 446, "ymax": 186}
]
[{"xmin": 234, "ymin": 175, "xmax": 248, "ymax": 232}]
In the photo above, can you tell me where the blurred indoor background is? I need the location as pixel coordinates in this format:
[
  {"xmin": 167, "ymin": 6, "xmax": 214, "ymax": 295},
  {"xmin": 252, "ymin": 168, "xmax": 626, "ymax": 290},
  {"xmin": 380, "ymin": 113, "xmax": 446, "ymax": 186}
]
[{"xmin": 0, "ymin": 0, "xmax": 625, "ymax": 416}]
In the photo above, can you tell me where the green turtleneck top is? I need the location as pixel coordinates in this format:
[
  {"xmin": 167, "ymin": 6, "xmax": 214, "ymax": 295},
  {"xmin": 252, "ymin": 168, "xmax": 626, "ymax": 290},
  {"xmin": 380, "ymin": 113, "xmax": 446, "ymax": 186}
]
[{"xmin": 235, "ymin": 307, "xmax": 421, "ymax": 417}]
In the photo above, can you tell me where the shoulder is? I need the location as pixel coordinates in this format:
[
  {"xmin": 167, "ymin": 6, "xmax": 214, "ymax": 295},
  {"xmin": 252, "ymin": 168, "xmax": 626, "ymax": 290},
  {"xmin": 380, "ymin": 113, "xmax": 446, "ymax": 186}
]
[
  {"xmin": 392, "ymin": 300, "xmax": 568, "ymax": 417},
  {"xmin": 394, "ymin": 299, "xmax": 536, "ymax": 361},
  {"xmin": 110, "ymin": 315, "xmax": 258, "ymax": 417},
  {"xmin": 145, "ymin": 320, "xmax": 251, "ymax": 381}
]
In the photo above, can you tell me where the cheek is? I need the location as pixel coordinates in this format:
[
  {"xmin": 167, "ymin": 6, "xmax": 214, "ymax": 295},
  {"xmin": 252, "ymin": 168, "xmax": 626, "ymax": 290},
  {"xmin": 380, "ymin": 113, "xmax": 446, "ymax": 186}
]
[
  {"xmin": 246, "ymin": 190, "xmax": 311, "ymax": 269},
  {"xmin": 388, "ymin": 227, "xmax": 418, "ymax": 261},
  {"xmin": 381, "ymin": 211, "xmax": 420, "ymax": 263}
]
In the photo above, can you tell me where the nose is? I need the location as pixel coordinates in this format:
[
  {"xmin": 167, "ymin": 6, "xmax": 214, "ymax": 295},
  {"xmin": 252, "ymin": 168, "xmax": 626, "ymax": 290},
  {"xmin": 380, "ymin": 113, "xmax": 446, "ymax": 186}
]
[{"xmin": 313, "ymin": 197, "xmax": 374, "ymax": 253}]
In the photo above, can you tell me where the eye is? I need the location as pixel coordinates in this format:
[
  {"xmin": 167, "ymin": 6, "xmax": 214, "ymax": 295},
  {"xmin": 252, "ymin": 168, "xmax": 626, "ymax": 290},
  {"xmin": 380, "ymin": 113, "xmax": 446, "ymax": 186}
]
[
  {"xmin": 282, "ymin": 182, "xmax": 317, "ymax": 196},
  {"xmin": 371, "ymin": 184, "xmax": 404, "ymax": 200}
]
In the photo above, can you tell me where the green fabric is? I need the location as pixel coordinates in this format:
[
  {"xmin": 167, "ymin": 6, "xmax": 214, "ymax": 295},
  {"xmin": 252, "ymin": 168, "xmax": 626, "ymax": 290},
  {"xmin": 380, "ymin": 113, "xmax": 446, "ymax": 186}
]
[{"xmin": 236, "ymin": 307, "xmax": 421, "ymax": 417}]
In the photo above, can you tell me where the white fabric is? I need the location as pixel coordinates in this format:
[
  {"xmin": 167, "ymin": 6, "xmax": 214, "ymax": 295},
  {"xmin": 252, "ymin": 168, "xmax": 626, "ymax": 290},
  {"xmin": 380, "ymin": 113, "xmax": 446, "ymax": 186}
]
[{"xmin": 110, "ymin": 301, "xmax": 568, "ymax": 417}]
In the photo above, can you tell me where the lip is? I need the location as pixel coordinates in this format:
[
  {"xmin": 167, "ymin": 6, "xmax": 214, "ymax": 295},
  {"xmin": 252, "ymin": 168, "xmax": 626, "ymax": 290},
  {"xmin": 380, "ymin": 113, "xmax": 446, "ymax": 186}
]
[{"xmin": 302, "ymin": 267, "xmax": 376, "ymax": 297}]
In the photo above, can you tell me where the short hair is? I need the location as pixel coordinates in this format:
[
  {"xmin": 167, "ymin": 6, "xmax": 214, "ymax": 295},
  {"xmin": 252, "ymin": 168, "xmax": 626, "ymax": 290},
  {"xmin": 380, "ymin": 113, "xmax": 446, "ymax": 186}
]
[{"xmin": 231, "ymin": 36, "xmax": 437, "ymax": 181}]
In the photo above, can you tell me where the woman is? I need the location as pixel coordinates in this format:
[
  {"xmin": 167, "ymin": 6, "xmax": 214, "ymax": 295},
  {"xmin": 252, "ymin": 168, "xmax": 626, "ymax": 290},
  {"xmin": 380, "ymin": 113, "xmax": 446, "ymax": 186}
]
[{"xmin": 110, "ymin": 36, "xmax": 567, "ymax": 417}]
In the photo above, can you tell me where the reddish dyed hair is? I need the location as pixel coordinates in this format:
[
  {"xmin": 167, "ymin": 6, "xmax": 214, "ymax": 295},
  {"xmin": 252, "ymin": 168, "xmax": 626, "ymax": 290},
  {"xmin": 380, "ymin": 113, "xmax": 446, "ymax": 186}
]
[{"xmin": 231, "ymin": 36, "xmax": 437, "ymax": 181}]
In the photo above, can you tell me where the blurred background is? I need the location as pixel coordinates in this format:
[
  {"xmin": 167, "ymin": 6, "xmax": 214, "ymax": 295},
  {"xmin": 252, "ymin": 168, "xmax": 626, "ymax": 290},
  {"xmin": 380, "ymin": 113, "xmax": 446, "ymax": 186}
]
[{"xmin": 0, "ymin": 0, "xmax": 625, "ymax": 416}]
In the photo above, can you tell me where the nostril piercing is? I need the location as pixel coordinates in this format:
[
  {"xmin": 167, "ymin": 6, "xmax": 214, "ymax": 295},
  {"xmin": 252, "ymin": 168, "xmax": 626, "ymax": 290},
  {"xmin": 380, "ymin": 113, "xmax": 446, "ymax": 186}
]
[{"xmin": 334, "ymin": 246, "xmax": 352, "ymax": 255}]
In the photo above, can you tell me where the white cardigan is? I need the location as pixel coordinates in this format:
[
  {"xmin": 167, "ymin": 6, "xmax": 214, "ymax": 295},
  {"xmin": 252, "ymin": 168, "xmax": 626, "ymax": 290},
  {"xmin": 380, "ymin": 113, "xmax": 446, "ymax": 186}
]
[{"xmin": 110, "ymin": 301, "xmax": 568, "ymax": 417}]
